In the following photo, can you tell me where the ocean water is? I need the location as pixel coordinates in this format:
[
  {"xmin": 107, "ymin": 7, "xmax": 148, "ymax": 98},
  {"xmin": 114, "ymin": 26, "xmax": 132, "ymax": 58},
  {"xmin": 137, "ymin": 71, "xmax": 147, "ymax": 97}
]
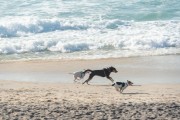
[{"xmin": 0, "ymin": 0, "xmax": 180, "ymax": 61}]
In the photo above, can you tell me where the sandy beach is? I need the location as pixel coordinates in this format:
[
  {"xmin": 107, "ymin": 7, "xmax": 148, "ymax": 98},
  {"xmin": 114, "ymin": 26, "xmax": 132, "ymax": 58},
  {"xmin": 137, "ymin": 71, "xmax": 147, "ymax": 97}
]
[
  {"xmin": 0, "ymin": 56, "xmax": 180, "ymax": 119},
  {"xmin": 1, "ymin": 0, "xmax": 180, "ymax": 119},
  {"xmin": 0, "ymin": 80, "xmax": 180, "ymax": 119}
]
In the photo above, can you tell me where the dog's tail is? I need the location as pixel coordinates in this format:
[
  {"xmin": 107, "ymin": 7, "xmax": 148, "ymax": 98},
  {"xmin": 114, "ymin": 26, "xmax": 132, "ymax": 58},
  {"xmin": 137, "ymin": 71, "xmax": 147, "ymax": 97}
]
[
  {"xmin": 84, "ymin": 69, "xmax": 92, "ymax": 74},
  {"xmin": 112, "ymin": 83, "xmax": 115, "ymax": 86}
]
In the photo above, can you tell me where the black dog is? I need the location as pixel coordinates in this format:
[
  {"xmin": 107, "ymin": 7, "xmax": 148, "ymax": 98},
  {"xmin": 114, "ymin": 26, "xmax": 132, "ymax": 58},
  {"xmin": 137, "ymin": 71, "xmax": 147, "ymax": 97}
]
[{"xmin": 82, "ymin": 66, "xmax": 118, "ymax": 85}]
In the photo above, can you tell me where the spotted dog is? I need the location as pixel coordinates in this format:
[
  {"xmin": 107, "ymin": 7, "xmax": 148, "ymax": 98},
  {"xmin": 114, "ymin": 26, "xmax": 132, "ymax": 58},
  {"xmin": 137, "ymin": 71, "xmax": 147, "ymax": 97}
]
[{"xmin": 112, "ymin": 80, "xmax": 133, "ymax": 93}]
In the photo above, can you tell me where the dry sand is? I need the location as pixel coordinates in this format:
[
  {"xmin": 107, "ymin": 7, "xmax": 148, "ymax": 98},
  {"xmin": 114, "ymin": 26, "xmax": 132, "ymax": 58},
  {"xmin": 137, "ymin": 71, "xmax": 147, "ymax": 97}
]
[
  {"xmin": 0, "ymin": 80, "xmax": 180, "ymax": 120},
  {"xmin": 0, "ymin": 56, "xmax": 180, "ymax": 119}
]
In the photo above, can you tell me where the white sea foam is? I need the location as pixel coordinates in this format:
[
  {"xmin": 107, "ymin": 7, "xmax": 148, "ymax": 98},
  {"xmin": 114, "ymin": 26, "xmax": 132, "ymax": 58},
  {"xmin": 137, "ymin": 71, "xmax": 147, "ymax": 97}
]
[
  {"xmin": 0, "ymin": 16, "xmax": 180, "ymax": 60},
  {"xmin": 0, "ymin": 17, "xmax": 88, "ymax": 37}
]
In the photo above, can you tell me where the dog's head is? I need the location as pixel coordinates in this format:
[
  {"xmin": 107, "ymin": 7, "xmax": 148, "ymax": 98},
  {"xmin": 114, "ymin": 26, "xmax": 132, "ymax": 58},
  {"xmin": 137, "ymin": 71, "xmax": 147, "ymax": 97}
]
[
  {"xmin": 109, "ymin": 66, "xmax": 118, "ymax": 73},
  {"xmin": 127, "ymin": 80, "xmax": 133, "ymax": 86}
]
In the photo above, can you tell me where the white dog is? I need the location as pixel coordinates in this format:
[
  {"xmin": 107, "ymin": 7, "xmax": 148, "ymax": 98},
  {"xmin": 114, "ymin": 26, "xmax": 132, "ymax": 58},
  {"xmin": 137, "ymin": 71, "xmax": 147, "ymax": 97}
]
[
  {"xmin": 69, "ymin": 70, "xmax": 88, "ymax": 82},
  {"xmin": 112, "ymin": 80, "xmax": 133, "ymax": 93}
]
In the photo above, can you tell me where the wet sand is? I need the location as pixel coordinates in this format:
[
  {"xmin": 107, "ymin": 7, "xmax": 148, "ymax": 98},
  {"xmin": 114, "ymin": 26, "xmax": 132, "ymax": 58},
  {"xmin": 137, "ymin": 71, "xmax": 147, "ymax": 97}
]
[{"xmin": 0, "ymin": 55, "xmax": 180, "ymax": 84}]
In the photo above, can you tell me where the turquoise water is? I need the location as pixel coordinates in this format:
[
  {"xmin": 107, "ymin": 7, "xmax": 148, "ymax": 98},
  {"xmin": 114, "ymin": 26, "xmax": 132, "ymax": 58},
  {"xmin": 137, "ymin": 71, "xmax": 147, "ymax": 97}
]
[{"xmin": 0, "ymin": 0, "xmax": 180, "ymax": 61}]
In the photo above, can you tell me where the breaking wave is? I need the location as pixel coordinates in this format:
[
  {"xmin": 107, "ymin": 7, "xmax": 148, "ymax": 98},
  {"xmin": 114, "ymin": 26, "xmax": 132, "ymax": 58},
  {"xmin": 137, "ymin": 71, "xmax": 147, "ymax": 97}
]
[
  {"xmin": 0, "ymin": 17, "xmax": 89, "ymax": 37},
  {"xmin": 0, "ymin": 17, "xmax": 180, "ymax": 60}
]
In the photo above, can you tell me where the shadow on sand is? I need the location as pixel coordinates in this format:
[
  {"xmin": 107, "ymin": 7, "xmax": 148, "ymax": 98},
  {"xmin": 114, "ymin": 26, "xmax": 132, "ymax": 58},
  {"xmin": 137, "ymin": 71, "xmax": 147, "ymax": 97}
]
[
  {"xmin": 84, "ymin": 84, "xmax": 111, "ymax": 86},
  {"xmin": 122, "ymin": 92, "xmax": 149, "ymax": 95}
]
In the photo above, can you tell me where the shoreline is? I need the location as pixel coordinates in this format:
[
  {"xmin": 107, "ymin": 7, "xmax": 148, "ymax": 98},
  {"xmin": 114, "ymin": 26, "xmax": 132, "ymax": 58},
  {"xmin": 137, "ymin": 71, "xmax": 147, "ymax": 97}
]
[
  {"xmin": 0, "ymin": 54, "xmax": 179, "ymax": 63},
  {"xmin": 0, "ymin": 55, "xmax": 180, "ymax": 84}
]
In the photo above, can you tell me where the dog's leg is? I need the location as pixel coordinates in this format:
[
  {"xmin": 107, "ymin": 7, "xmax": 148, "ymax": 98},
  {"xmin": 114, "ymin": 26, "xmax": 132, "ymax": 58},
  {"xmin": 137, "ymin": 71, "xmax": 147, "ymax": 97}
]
[
  {"xmin": 107, "ymin": 76, "xmax": 114, "ymax": 82},
  {"xmin": 73, "ymin": 75, "xmax": 77, "ymax": 82},
  {"xmin": 82, "ymin": 78, "xmax": 91, "ymax": 85},
  {"xmin": 121, "ymin": 87, "xmax": 126, "ymax": 93},
  {"xmin": 74, "ymin": 79, "xmax": 77, "ymax": 83},
  {"xmin": 83, "ymin": 78, "xmax": 92, "ymax": 85},
  {"xmin": 78, "ymin": 79, "xmax": 83, "ymax": 84},
  {"xmin": 74, "ymin": 77, "xmax": 77, "ymax": 83},
  {"xmin": 115, "ymin": 88, "xmax": 119, "ymax": 91},
  {"xmin": 82, "ymin": 74, "xmax": 94, "ymax": 85},
  {"xmin": 114, "ymin": 85, "xmax": 119, "ymax": 91},
  {"xmin": 120, "ymin": 88, "xmax": 122, "ymax": 93},
  {"xmin": 75, "ymin": 78, "xmax": 80, "ymax": 83}
]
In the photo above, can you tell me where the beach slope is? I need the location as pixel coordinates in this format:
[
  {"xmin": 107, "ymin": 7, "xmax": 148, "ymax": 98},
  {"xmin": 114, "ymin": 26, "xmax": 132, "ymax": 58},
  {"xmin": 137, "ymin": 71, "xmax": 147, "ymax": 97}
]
[{"xmin": 0, "ymin": 80, "xmax": 180, "ymax": 119}]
